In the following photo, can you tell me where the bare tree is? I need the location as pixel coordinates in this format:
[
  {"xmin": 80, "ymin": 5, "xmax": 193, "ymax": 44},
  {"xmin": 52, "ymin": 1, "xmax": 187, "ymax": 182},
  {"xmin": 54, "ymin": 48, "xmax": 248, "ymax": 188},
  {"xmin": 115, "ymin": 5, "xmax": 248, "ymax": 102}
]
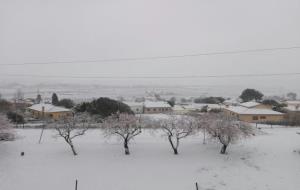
[
  {"xmin": 52, "ymin": 114, "xmax": 90, "ymax": 156},
  {"xmin": 149, "ymin": 114, "xmax": 196, "ymax": 155},
  {"xmin": 102, "ymin": 113, "xmax": 142, "ymax": 155},
  {"xmin": 206, "ymin": 113, "xmax": 253, "ymax": 154},
  {"xmin": 0, "ymin": 114, "xmax": 14, "ymax": 141}
]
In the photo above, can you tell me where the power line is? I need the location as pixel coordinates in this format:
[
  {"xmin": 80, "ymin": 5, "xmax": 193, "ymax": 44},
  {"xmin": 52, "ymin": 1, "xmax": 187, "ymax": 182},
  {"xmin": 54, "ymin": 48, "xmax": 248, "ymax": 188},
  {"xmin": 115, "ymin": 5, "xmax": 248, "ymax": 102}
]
[
  {"xmin": 1, "ymin": 46, "xmax": 300, "ymax": 66},
  {"xmin": 1, "ymin": 72, "xmax": 300, "ymax": 79}
]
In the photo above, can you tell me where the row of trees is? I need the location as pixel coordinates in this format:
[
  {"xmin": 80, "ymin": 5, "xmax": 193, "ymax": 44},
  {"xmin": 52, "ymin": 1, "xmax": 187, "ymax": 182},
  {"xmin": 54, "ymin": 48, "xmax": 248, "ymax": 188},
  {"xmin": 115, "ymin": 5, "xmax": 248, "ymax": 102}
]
[
  {"xmin": 53, "ymin": 113, "xmax": 254, "ymax": 156},
  {"xmin": 239, "ymin": 89, "xmax": 298, "ymax": 103},
  {"xmin": 194, "ymin": 97, "xmax": 225, "ymax": 104}
]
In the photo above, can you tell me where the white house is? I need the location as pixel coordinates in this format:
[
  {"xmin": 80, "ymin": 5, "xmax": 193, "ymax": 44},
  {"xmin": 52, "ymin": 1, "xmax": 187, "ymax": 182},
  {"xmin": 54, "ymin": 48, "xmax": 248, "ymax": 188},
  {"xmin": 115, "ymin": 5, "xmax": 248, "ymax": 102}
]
[
  {"xmin": 143, "ymin": 101, "xmax": 172, "ymax": 114},
  {"xmin": 284, "ymin": 101, "xmax": 300, "ymax": 112}
]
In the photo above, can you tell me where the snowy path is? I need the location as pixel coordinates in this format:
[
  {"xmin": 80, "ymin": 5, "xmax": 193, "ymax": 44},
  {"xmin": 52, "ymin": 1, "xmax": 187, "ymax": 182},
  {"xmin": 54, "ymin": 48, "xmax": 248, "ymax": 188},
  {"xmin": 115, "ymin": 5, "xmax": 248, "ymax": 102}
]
[{"xmin": 0, "ymin": 128, "xmax": 300, "ymax": 190}]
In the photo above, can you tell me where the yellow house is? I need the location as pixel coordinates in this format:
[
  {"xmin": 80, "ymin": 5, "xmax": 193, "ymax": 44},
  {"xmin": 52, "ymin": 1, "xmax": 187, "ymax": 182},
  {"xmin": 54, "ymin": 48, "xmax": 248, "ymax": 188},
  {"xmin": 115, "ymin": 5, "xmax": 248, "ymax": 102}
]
[
  {"xmin": 27, "ymin": 103, "xmax": 73, "ymax": 120},
  {"xmin": 223, "ymin": 106, "xmax": 285, "ymax": 123}
]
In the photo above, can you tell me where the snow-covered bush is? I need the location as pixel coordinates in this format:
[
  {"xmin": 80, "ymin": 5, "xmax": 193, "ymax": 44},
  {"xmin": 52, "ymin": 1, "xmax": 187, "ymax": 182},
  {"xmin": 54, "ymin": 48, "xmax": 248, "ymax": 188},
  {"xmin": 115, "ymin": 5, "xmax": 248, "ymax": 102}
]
[
  {"xmin": 0, "ymin": 114, "xmax": 15, "ymax": 141},
  {"xmin": 102, "ymin": 113, "xmax": 142, "ymax": 155}
]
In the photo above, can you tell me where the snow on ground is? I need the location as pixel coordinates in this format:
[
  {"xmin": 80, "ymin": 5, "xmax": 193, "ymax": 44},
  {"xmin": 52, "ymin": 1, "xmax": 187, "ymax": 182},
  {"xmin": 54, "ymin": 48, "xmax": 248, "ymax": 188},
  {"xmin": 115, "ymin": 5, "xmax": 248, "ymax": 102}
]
[{"xmin": 1, "ymin": 127, "xmax": 300, "ymax": 190}]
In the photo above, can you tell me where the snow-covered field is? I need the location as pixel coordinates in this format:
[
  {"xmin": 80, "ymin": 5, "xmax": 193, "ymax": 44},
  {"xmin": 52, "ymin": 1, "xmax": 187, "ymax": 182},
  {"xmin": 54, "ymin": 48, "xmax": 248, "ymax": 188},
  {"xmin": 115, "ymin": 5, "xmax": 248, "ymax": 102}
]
[{"xmin": 1, "ymin": 127, "xmax": 300, "ymax": 190}]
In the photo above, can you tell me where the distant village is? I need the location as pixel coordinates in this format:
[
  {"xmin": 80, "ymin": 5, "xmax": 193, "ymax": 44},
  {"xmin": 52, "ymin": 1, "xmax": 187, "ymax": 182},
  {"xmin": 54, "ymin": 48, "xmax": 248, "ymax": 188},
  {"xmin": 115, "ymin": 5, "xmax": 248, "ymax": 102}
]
[{"xmin": 0, "ymin": 88, "xmax": 299, "ymax": 127}]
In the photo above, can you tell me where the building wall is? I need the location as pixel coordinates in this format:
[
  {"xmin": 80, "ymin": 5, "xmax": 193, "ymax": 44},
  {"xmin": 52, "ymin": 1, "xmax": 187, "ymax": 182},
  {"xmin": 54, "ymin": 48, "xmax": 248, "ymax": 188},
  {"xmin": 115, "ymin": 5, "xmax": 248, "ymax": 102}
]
[
  {"xmin": 29, "ymin": 110, "xmax": 72, "ymax": 120},
  {"xmin": 129, "ymin": 105, "xmax": 144, "ymax": 114},
  {"xmin": 223, "ymin": 109, "xmax": 284, "ymax": 123},
  {"xmin": 238, "ymin": 114, "xmax": 285, "ymax": 123},
  {"xmin": 143, "ymin": 107, "xmax": 172, "ymax": 114}
]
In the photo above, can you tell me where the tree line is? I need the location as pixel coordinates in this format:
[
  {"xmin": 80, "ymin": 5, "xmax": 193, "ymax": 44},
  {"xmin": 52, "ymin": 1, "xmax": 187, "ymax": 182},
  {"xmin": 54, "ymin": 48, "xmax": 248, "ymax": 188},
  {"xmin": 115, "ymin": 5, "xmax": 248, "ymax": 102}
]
[{"xmin": 50, "ymin": 112, "xmax": 254, "ymax": 156}]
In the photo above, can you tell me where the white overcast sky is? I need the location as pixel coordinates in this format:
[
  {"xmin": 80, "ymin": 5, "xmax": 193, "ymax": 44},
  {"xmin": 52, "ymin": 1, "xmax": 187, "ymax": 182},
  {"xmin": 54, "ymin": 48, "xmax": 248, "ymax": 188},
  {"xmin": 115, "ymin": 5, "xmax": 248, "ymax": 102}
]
[{"xmin": 0, "ymin": 0, "xmax": 300, "ymax": 89}]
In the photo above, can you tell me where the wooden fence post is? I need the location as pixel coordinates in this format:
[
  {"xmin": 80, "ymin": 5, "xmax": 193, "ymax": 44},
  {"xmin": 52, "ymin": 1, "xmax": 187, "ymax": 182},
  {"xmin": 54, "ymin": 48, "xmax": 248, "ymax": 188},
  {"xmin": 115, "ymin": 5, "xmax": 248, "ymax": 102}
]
[{"xmin": 195, "ymin": 182, "xmax": 199, "ymax": 190}]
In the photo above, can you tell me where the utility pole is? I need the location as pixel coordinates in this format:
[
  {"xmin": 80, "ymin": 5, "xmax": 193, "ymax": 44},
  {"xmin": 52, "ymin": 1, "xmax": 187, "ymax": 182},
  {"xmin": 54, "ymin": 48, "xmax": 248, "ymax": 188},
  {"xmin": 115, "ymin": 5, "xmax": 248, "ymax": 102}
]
[
  {"xmin": 14, "ymin": 98, "xmax": 17, "ymax": 128},
  {"xmin": 38, "ymin": 106, "xmax": 45, "ymax": 144}
]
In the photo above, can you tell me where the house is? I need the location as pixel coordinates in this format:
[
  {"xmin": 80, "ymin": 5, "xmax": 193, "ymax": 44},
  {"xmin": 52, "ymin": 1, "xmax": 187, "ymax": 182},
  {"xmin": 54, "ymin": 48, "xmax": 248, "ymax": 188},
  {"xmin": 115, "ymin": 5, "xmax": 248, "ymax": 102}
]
[
  {"xmin": 172, "ymin": 103, "xmax": 224, "ymax": 114},
  {"xmin": 27, "ymin": 103, "xmax": 73, "ymax": 120},
  {"xmin": 223, "ymin": 106, "xmax": 285, "ymax": 123},
  {"xmin": 223, "ymin": 98, "xmax": 240, "ymax": 106},
  {"xmin": 10, "ymin": 98, "xmax": 35, "ymax": 108},
  {"xmin": 172, "ymin": 105, "xmax": 189, "ymax": 114},
  {"xmin": 239, "ymin": 101, "xmax": 272, "ymax": 109},
  {"xmin": 143, "ymin": 101, "xmax": 172, "ymax": 114},
  {"xmin": 284, "ymin": 101, "xmax": 300, "ymax": 112},
  {"xmin": 184, "ymin": 103, "xmax": 223, "ymax": 112},
  {"xmin": 123, "ymin": 101, "xmax": 144, "ymax": 114}
]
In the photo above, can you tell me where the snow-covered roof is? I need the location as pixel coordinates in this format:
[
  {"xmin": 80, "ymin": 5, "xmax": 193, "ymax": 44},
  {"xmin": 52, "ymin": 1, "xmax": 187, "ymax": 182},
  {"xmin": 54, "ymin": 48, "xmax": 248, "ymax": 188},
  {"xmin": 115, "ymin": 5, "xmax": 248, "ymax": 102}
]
[
  {"xmin": 28, "ymin": 103, "xmax": 71, "ymax": 113},
  {"xmin": 123, "ymin": 101, "xmax": 144, "ymax": 107},
  {"xmin": 144, "ymin": 101, "xmax": 171, "ymax": 108},
  {"xmin": 224, "ymin": 106, "xmax": 283, "ymax": 115},
  {"xmin": 183, "ymin": 103, "xmax": 223, "ymax": 110},
  {"xmin": 223, "ymin": 98, "xmax": 240, "ymax": 105},
  {"xmin": 239, "ymin": 101, "xmax": 261, "ymax": 108}
]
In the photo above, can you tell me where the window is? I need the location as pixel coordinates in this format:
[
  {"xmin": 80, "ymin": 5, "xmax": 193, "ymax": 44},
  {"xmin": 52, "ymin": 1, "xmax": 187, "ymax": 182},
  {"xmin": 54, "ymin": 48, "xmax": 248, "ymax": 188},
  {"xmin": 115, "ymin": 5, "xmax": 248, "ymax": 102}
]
[
  {"xmin": 147, "ymin": 108, "xmax": 150, "ymax": 111},
  {"xmin": 260, "ymin": 116, "xmax": 266, "ymax": 119},
  {"xmin": 252, "ymin": 116, "xmax": 258, "ymax": 120},
  {"xmin": 153, "ymin": 108, "xmax": 156, "ymax": 111}
]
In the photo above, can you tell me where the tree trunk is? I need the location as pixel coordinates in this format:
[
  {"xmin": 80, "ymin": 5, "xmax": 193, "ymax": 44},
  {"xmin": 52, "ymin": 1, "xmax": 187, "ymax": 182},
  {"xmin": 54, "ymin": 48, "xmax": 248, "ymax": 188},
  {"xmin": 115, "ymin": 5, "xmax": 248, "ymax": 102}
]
[
  {"xmin": 69, "ymin": 142, "xmax": 77, "ymax": 156},
  {"xmin": 173, "ymin": 148, "xmax": 178, "ymax": 155},
  {"xmin": 168, "ymin": 136, "xmax": 178, "ymax": 155},
  {"xmin": 124, "ymin": 139, "xmax": 130, "ymax": 155},
  {"xmin": 220, "ymin": 144, "xmax": 227, "ymax": 154}
]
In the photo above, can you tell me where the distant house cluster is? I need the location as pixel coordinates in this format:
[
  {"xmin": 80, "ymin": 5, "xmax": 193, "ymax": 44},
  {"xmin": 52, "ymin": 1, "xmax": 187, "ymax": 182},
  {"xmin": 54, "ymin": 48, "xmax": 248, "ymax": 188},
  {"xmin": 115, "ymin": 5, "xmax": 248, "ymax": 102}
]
[
  {"xmin": 125, "ymin": 99, "xmax": 286, "ymax": 123},
  {"xmin": 18, "ymin": 90, "xmax": 295, "ymax": 125}
]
